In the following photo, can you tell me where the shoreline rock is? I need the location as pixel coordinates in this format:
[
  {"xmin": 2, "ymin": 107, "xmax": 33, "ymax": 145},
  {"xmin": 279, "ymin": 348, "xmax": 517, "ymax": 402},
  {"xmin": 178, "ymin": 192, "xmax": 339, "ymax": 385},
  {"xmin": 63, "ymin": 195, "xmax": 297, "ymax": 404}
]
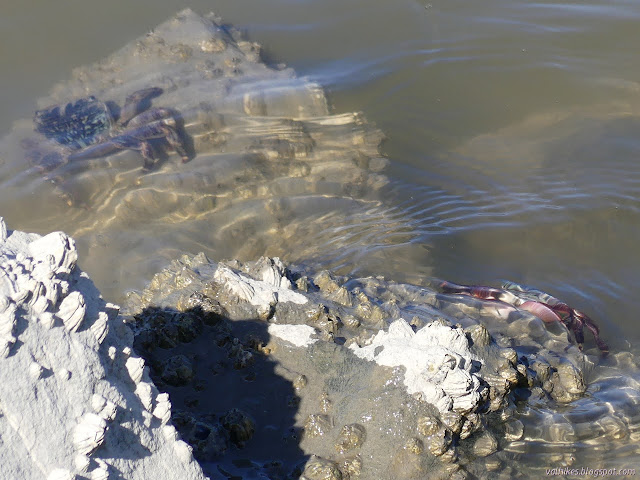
[
  {"xmin": 0, "ymin": 217, "xmax": 207, "ymax": 480},
  {"xmin": 2, "ymin": 220, "xmax": 640, "ymax": 479}
]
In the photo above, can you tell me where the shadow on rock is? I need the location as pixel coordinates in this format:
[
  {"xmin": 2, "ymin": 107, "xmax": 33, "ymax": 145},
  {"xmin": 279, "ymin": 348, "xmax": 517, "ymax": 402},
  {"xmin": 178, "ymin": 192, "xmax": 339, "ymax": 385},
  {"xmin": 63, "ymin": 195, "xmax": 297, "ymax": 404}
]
[{"xmin": 131, "ymin": 304, "xmax": 307, "ymax": 479}]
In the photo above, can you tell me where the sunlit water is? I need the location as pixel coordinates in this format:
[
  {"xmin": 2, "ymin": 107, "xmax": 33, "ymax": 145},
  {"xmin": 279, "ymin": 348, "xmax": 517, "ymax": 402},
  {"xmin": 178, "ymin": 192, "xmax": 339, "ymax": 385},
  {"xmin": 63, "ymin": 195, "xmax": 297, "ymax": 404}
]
[{"xmin": 2, "ymin": 0, "xmax": 640, "ymax": 475}]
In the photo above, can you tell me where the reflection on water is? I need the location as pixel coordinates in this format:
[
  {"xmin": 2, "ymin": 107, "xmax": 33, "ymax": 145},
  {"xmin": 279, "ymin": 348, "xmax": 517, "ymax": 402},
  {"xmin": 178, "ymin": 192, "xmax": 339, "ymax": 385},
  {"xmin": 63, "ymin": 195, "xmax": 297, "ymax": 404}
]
[{"xmin": 2, "ymin": 0, "xmax": 640, "ymax": 476}]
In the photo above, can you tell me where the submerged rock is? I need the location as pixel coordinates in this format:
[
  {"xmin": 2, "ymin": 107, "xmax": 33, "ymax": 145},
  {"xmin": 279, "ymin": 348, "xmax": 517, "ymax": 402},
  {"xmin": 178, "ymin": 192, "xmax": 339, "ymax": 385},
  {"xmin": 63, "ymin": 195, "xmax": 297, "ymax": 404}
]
[{"xmin": 0, "ymin": 8, "xmax": 392, "ymax": 304}]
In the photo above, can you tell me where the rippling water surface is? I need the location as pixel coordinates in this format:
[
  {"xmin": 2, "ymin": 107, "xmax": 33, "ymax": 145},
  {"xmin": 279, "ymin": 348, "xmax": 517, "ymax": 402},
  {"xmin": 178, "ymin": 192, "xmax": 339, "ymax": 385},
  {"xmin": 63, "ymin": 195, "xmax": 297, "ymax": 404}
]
[{"xmin": 2, "ymin": 0, "xmax": 640, "ymax": 474}]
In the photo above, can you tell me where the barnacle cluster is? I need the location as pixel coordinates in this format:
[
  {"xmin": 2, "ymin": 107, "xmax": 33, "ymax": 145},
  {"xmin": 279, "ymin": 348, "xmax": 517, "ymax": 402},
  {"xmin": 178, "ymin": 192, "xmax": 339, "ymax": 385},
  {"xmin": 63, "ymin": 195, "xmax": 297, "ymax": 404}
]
[{"xmin": 124, "ymin": 252, "xmax": 640, "ymax": 479}]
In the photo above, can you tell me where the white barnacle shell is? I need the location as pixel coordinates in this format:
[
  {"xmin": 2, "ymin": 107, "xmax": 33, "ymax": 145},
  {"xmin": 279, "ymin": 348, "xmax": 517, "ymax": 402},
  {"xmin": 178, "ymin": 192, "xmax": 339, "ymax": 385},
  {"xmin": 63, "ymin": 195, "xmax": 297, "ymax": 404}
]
[
  {"xmin": 40, "ymin": 312, "xmax": 56, "ymax": 329},
  {"xmin": 26, "ymin": 279, "xmax": 45, "ymax": 305},
  {"xmin": 73, "ymin": 413, "xmax": 107, "ymax": 455},
  {"xmin": 0, "ymin": 302, "xmax": 17, "ymax": 337},
  {"xmin": 30, "ymin": 294, "xmax": 50, "ymax": 316},
  {"xmin": 162, "ymin": 424, "xmax": 179, "ymax": 442},
  {"xmin": 10, "ymin": 287, "xmax": 30, "ymax": 306},
  {"xmin": 0, "ymin": 295, "xmax": 10, "ymax": 314},
  {"xmin": 135, "ymin": 382, "xmax": 154, "ymax": 412},
  {"xmin": 74, "ymin": 454, "xmax": 91, "ymax": 473},
  {"xmin": 214, "ymin": 265, "xmax": 255, "ymax": 302},
  {"xmin": 126, "ymin": 356, "xmax": 145, "ymax": 384},
  {"xmin": 56, "ymin": 368, "xmax": 71, "ymax": 381},
  {"xmin": 90, "ymin": 312, "xmax": 109, "ymax": 344},
  {"xmin": 91, "ymin": 394, "xmax": 107, "ymax": 414},
  {"xmin": 173, "ymin": 440, "xmax": 193, "ymax": 464},
  {"xmin": 107, "ymin": 346, "xmax": 117, "ymax": 362},
  {"xmin": 98, "ymin": 400, "xmax": 117, "ymax": 422},
  {"xmin": 29, "ymin": 361, "xmax": 44, "ymax": 380},
  {"xmin": 47, "ymin": 468, "xmax": 75, "ymax": 480},
  {"xmin": 31, "ymin": 259, "xmax": 55, "ymax": 283},
  {"xmin": 0, "ymin": 338, "xmax": 13, "ymax": 358},
  {"xmin": 122, "ymin": 346, "xmax": 132, "ymax": 357},
  {"xmin": 90, "ymin": 459, "xmax": 109, "ymax": 480},
  {"xmin": 27, "ymin": 231, "xmax": 78, "ymax": 275},
  {"xmin": 56, "ymin": 291, "xmax": 86, "ymax": 332},
  {"xmin": 153, "ymin": 393, "xmax": 172, "ymax": 424},
  {"xmin": 0, "ymin": 216, "xmax": 6, "ymax": 242}
]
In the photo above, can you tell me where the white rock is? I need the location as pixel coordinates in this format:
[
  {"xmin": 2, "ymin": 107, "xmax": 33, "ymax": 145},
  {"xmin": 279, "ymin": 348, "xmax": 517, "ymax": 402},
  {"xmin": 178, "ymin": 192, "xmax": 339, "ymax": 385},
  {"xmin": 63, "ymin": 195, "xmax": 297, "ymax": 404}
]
[{"xmin": 268, "ymin": 324, "xmax": 318, "ymax": 347}]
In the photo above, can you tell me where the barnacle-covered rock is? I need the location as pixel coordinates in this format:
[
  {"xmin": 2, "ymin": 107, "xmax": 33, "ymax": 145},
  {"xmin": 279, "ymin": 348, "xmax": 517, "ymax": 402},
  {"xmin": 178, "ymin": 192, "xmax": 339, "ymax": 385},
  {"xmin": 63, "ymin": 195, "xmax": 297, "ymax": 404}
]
[
  {"xmin": 335, "ymin": 424, "xmax": 366, "ymax": 453},
  {"xmin": 159, "ymin": 354, "xmax": 194, "ymax": 386},
  {"xmin": 124, "ymin": 252, "xmax": 640, "ymax": 479},
  {"xmin": 302, "ymin": 456, "xmax": 343, "ymax": 480},
  {"xmin": 0, "ymin": 219, "xmax": 208, "ymax": 479},
  {"xmin": 472, "ymin": 431, "xmax": 498, "ymax": 457}
]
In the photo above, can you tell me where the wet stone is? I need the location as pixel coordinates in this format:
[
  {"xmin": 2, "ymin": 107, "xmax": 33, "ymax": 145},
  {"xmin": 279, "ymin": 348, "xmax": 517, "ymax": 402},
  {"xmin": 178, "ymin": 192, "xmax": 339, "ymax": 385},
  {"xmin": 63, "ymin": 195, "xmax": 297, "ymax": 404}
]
[
  {"xmin": 221, "ymin": 408, "xmax": 255, "ymax": 447},
  {"xmin": 503, "ymin": 418, "xmax": 524, "ymax": 442},
  {"xmin": 335, "ymin": 423, "xmax": 366, "ymax": 454},
  {"xmin": 159, "ymin": 354, "xmax": 194, "ymax": 386},
  {"xmin": 305, "ymin": 414, "xmax": 333, "ymax": 438},
  {"xmin": 302, "ymin": 456, "xmax": 342, "ymax": 480},
  {"xmin": 472, "ymin": 431, "xmax": 499, "ymax": 457},
  {"xmin": 416, "ymin": 415, "xmax": 441, "ymax": 437}
]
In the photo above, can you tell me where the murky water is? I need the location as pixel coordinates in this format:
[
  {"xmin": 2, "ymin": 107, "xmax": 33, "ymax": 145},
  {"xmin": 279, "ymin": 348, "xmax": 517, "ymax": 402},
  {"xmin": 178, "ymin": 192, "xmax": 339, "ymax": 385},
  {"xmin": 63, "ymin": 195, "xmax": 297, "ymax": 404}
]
[{"xmin": 1, "ymin": 0, "xmax": 640, "ymax": 475}]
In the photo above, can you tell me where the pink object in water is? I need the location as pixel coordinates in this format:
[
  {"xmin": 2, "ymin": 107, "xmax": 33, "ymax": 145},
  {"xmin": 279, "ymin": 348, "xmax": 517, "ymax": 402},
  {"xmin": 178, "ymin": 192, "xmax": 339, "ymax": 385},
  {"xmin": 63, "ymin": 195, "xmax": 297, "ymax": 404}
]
[{"xmin": 520, "ymin": 301, "xmax": 562, "ymax": 324}]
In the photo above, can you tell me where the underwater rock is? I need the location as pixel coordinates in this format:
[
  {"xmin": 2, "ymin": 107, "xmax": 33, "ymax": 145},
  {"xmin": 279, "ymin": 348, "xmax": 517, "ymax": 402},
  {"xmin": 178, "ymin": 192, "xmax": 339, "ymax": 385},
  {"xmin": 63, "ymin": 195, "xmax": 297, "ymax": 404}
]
[
  {"xmin": 0, "ymin": 218, "xmax": 207, "ymax": 480},
  {"xmin": 0, "ymin": 8, "xmax": 389, "ymax": 307}
]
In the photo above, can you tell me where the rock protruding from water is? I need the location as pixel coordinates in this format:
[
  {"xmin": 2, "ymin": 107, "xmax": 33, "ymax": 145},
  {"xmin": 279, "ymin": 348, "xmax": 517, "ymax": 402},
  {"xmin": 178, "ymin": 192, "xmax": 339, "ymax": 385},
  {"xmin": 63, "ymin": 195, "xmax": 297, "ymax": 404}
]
[
  {"xmin": 0, "ymin": 217, "xmax": 207, "ymax": 480},
  {"xmin": 127, "ymin": 253, "xmax": 633, "ymax": 479}
]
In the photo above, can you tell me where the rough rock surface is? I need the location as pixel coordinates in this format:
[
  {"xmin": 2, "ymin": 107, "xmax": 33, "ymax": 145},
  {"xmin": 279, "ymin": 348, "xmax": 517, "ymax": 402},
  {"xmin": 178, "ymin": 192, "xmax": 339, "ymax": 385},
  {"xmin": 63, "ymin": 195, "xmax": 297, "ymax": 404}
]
[
  {"xmin": 0, "ymin": 217, "xmax": 207, "ymax": 480},
  {"xmin": 2, "ymin": 218, "xmax": 639, "ymax": 479},
  {"xmin": 124, "ymin": 253, "xmax": 640, "ymax": 479}
]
